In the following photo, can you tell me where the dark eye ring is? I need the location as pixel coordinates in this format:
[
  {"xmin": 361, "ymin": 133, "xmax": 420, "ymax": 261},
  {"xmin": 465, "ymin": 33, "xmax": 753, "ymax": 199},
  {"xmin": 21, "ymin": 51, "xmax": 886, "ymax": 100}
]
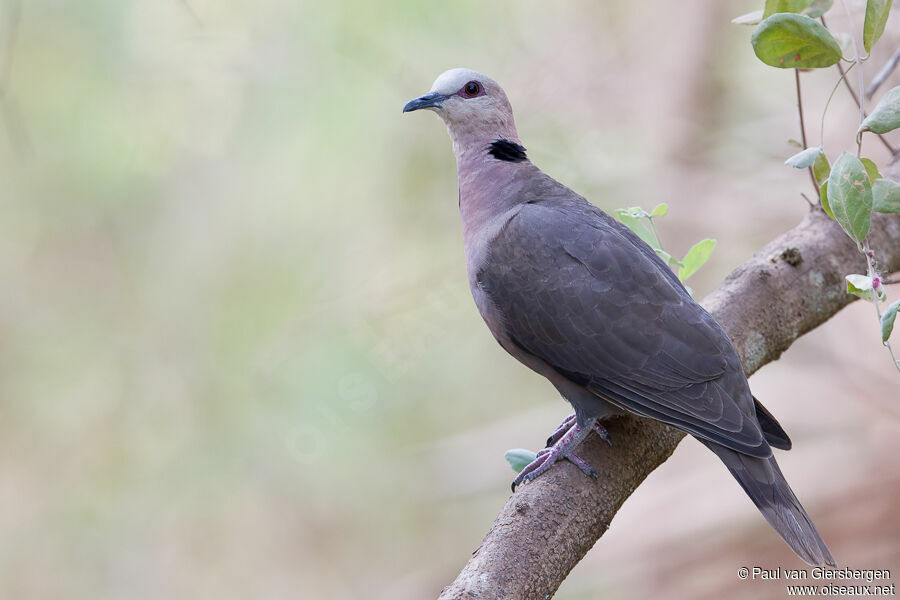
[{"xmin": 464, "ymin": 81, "xmax": 480, "ymax": 96}]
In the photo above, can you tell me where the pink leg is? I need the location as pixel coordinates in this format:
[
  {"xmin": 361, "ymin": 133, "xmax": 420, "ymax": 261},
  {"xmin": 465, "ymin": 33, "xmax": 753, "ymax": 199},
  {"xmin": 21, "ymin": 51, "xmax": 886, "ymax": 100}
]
[
  {"xmin": 512, "ymin": 417, "xmax": 600, "ymax": 491},
  {"xmin": 546, "ymin": 414, "xmax": 612, "ymax": 448}
]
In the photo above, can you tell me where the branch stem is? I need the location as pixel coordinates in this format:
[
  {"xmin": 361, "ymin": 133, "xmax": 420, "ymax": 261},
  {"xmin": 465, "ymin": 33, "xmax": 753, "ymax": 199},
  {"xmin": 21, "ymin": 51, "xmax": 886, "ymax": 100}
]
[
  {"xmin": 821, "ymin": 15, "xmax": 896, "ymax": 155},
  {"xmin": 795, "ymin": 69, "xmax": 820, "ymax": 195},
  {"xmin": 862, "ymin": 240, "xmax": 900, "ymax": 375},
  {"xmin": 866, "ymin": 47, "xmax": 900, "ymax": 99},
  {"xmin": 821, "ymin": 62, "xmax": 854, "ymax": 149},
  {"xmin": 838, "ymin": 0, "xmax": 867, "ymax": 157},
  {"xmin": 648, "ymin": 216, "xmax": 664, "ymax": 250}
]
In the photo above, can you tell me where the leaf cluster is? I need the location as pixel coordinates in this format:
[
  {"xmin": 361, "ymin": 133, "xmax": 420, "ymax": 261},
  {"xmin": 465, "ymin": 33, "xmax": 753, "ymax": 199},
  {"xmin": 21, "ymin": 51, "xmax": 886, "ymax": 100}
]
[
  {"xmin": 740, "ymin": 0, "xmax": 899, "ymax": 346},
  {"xmin": 614, "ymin": 204, "xmax": 716, "ymax": 288}
]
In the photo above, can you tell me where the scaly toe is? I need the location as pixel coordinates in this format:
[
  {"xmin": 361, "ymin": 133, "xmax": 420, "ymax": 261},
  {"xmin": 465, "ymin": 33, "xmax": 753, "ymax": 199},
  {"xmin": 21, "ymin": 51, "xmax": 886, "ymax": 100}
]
[
  {"xmin": 567, "ymin": 453, "xmax": 598, "ymax": 478},
  {"xmin": 512, "ymin": 418, "xmax": 603, "ymax": 491},
  {"xmin": 511, "ymin": 452, "xmax": 551, "ymax": 491},
  {"xmin": 545, "ymin": 413, "xmax": 577, "ymax": 447},
  {"xmin": 593, "ymin": 422, "xmax": 612, "ymax": 445}
]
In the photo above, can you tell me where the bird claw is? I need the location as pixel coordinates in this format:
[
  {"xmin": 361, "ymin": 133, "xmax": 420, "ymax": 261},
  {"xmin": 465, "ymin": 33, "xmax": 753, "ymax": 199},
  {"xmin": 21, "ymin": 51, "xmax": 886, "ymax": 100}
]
[
  {"xmin": 512, "ymin": 416, "xmax": 607, "ymax": 491},
  {"xmin": 545, "ymin": 414, "xmax": 577, "ymax": 447},
  {"xmin": 593, "ymin": 421, "xmax": 612, "ymax": 446}
]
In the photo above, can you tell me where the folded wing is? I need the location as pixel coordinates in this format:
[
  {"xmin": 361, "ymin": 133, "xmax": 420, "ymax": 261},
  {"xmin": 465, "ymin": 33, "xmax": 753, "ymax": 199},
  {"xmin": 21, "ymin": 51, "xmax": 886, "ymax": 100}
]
[{"xmin": 477, "ymin": 199, "xmax": 769, "ymax": 457}]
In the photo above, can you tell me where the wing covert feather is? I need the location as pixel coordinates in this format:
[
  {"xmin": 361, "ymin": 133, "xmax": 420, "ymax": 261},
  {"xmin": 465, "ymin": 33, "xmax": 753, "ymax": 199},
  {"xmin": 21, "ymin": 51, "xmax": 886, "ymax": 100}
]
[{"xmin": 477, "ymin": 200, "xmax": 767, "ymax": 456}]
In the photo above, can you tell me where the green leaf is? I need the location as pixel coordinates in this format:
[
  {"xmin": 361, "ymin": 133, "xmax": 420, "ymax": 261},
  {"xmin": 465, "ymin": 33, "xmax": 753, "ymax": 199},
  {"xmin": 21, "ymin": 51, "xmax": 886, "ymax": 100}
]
[
  {"xmin": 819, "ymin": 179, "xmax": 834, "ymax": 218},
  {"xmin": 882, "ymin": 300, "xmax": 900, "ymax": 342},
  {"xmin": 764, "ymin": 0, "xmax": 806, "ymax": 17},
  {"xmin": 751, "ymin": 14, "xmax": 843, "ymax": 69},
  {"xmin": 813, "ymin": 151, "xmax": 830, "ymax": 185},
  {"xmin": 860, "ymin": 157, "xmax": 882, "ymax": 183},
  {"xmin": 873, "ymin": 178, "xmax": 900, "ymax": 213},
  {"xmin": 678, "ymin": 239, "xmax": 716, "ymax": 282},
  {"xmin": 785, "ymin": 146, "xmax": 833, "ymax": 186},
  {"xmin": 846, "ymin": 274, "xmax": 887, "ymax": 302},
  {"xmin": 846, "ymin": 274, "xmax": 876, "ymax": 301},
  {"xmin": 505, "ymin": 448, "xmax": 537, "ymax": 473},
  {"xmin": 803, "ymin": 0, "xmax": 834, "ymax": 17},
  {"xmin": 863, "ymin": 0, "xmax": 894, "ymax": 53},
  {"xmin": 650, "ymin": 203, "xmax": 668, "ymax": 217},
  {"xmin": 827, "ymin": 152, "xmax": 873, "ymax": 243},
  {"xmin": 763, "ymin": 0, "xmax": 833, "ymax": 18},
  {"xmin": 618, "ymin": 206, "xmax": 649, "ymax": 219},
  {"xmin": 655, "ymin": 248, "xmax": 683, "ymax": 269},
  {"xmin": 616, "ymin": 210, "xmax": 660, "ymax": 249},
  {"xmin": 732, "ymin": 9, "xmax": 764, "ymax": 25},
  {"xmin": 785, "ymin": 146, "xmax": 822, "ymax": 168},
  {"xmin": 858, "ymin": 86, "xmax": 900, "ymax": 140}
]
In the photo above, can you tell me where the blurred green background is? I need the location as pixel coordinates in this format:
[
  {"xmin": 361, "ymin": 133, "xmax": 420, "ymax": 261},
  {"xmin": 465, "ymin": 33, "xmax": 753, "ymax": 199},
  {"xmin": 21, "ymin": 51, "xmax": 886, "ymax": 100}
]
[{"xmin": 1, "ymin": 1, "xmax": 898, "ymax": 598}]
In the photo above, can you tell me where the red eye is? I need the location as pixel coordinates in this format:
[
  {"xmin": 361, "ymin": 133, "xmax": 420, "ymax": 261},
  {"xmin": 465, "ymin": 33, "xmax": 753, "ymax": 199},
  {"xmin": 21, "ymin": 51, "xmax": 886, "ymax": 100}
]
[{"xmin": 463, "ymin": 81, "xmax": 481, "ymax": 97}]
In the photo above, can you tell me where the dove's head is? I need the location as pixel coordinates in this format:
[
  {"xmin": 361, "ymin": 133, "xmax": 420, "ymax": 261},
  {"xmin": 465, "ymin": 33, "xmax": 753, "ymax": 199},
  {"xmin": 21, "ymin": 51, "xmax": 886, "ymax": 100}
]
[{"xmin": 403, "ymin": 68, "xmax": 520, "ymax": 155}]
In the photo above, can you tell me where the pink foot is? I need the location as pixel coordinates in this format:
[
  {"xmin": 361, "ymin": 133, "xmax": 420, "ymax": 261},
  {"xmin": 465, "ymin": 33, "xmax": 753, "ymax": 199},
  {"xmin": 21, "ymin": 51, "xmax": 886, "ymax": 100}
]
[
  {"xmin": 512, "ymin": 417, "xmax": 601, "ymax": 491},
  {"xmin": 545, "ymin": 413, "xmax": 611, "ymax": 447}
]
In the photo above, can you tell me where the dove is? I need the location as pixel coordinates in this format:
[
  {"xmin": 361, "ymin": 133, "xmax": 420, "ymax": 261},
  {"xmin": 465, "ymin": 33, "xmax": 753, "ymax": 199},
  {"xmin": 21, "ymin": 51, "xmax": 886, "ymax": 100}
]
[{"xmin": 403, "ymin": 68, "xmax": 835, "ymax": 567}]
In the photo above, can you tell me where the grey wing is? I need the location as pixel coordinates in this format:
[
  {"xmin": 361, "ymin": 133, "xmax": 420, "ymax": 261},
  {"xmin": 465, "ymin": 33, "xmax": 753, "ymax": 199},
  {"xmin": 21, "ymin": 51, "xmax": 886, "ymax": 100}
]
[{"xmin": 478, "ymin": 200, "xmax": 769, "ymax": 457}]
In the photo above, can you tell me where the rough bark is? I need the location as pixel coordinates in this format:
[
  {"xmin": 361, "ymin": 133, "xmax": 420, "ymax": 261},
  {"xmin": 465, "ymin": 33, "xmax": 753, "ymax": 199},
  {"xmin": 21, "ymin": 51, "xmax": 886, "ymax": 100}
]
[{"xmin": 438, "ymin": 166, "xmax": 900, "ymax": 599}]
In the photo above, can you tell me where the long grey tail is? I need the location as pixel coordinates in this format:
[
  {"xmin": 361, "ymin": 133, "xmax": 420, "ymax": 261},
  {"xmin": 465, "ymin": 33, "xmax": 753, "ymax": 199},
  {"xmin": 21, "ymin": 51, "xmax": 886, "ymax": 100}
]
[{"xmin": 704, "ymin": 442, "xmax": 836, "ymax": 567}]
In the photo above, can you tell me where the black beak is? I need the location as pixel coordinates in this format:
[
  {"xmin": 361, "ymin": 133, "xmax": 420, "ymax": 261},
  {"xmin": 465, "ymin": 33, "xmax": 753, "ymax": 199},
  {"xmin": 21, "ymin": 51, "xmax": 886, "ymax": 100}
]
[{"xmin": 402, "ymin": 92, "xmax": 447, "ymax": 113}]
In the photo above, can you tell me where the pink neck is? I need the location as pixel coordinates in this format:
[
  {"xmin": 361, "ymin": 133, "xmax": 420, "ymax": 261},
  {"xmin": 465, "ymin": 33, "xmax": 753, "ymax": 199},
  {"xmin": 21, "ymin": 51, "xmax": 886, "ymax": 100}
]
[{"xmin": 454, "ymin": 140, "xmax": 532, "ymax": 241}]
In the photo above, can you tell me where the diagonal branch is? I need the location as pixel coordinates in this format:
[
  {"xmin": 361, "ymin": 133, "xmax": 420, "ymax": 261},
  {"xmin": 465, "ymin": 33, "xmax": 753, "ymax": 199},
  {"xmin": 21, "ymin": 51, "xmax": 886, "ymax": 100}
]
[
  {"xmin": 866, "ymin": 47, "xmax": 900, "ymax": 99},
  {"xmin": 437, "ymin": 157, "xmax": 900, "ymax": 600}
]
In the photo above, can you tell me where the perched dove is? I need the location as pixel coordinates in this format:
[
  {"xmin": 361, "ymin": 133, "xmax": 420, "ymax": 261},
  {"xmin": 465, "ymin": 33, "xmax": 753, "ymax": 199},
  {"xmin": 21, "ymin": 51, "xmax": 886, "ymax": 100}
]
[{"xmin": 403, "ymin": 68, "xmax": 834, "ymax": 567}]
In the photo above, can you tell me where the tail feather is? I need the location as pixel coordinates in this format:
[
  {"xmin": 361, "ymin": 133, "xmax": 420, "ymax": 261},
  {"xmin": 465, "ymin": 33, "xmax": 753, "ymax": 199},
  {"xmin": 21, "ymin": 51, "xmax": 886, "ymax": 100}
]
[
  {"xmin": 704, "ymin": 441, "xmax": 835, "ymax": 567},
  {"xmin": 752, "ymin": 396, "xmax": 792, "ymax": 451}
]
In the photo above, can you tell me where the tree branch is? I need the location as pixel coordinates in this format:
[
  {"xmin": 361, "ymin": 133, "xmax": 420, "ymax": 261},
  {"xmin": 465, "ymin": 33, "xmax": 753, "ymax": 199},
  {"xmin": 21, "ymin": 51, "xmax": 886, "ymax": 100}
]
[{"xmin": 438, "ymin": 160, "xmax": 900, "ymax": 600}]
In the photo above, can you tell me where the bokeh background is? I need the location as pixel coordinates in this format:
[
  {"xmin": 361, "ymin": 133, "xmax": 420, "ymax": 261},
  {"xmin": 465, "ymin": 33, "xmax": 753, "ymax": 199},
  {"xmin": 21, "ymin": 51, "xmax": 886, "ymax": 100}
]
[{"xmin": 0, "ymin": 1, "xmax": 898, "ymax": 598}]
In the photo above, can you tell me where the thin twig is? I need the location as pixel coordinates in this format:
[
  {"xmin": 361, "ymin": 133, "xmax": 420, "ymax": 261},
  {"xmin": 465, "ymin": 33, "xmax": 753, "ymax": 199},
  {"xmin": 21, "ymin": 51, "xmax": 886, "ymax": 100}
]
[
  {"xmin": 881, "ymin": 324, "xmax": 900, "ymax": 374},
  {"xmin": 838, "ymin": 0, "xmax": 867, "ymax": 156},
  {"xmin": 795, "ymin": 69, "xmax": 820, "ymax": 195},
  {"xmin": 863, "ymin": 240, "xmax": 900, "ymax": 375},
  {"xmin": 834, "ymin": 61, "xmax": 863, "ymax": 116},
  {"xmin": 866, "ymin": 47, "xmax": 900, "ymax": 99},
  {"xmin": 647, "ymin": 216, "xmax": 664, "ymax": 250},
  {"xmin": 883, "ymin": 277, "xmax": 900, "ymax": 285},
  {"xmin": 835, "ymin": 1, "xmax": 900, "ymax": 376},
  {"xmin": 822, "ymin": 15, "xmax": 896, "ymax": 154},
  {"xmin": 820, "ymin": 62, "xmax": 854, "ymax": 148},
  {"xmin": 836, "ymin": 61, "xmax": 896, "ymax": 153}
]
